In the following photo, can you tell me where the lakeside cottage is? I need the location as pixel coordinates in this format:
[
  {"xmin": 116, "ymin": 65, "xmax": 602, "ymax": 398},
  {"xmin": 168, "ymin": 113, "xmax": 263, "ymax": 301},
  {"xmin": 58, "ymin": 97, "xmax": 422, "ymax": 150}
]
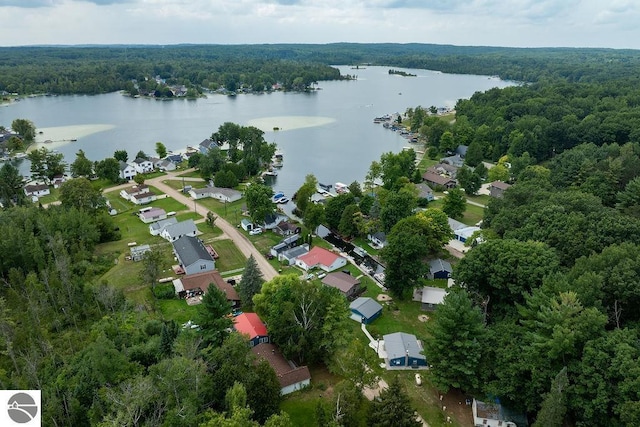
[{"xmin": 119, "ymin": 161, "xmax": 137, "ymax": 181}]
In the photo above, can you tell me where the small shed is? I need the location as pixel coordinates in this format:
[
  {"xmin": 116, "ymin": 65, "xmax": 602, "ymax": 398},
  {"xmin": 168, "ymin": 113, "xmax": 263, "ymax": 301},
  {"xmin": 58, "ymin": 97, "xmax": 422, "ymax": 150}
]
[
  {"xmin": 241, "ymin": 219, "xmax": 254, "ymax": 231},
  {"xmin": 349, "ymin": 297, "xmax": 383, "ymax": 324},
  {"xmin": 428, "ymin": 259, "xmax": 453, "ymax": 280},
  {"xmin": 129, "ymin": 244, "xmax": 151, "ymax": 262}
]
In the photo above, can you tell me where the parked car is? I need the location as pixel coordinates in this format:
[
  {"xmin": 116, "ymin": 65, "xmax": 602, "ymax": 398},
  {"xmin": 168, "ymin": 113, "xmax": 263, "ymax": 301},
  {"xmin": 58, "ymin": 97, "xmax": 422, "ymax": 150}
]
[{"xmin": 249, "ymin": 227, "xmax": 263, "ymax": 235}]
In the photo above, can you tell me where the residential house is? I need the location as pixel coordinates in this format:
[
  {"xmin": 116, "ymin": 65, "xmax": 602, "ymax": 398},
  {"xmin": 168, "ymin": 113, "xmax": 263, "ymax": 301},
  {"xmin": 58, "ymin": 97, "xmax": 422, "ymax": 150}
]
[
  {"xmin": 323, "ymin": 272, "xmax": 361, "ymax": 299},
  {"xmin": 367, "ymin": 231, "xmax": 387, "ymax": 249},
  {"xmin": 161, "ymin": 219, "xmax": 198, "ymax": 242},
  {"xmin": 455, "ymin": 145, "xmax": 469, "ymax": 158},
  {"xmin": 274, "ymin": 220, "xmax": 301, "ymax": 236},
  {"xmin": 171, "ymin": 235, "xmax": 215, "ymax": 275},
  {"xmin": 51, "ymin": 175, "xmax": 68, "ymax": 189},
  {"xmin": 158, "ymin": 159, "xmax": 177, "ymax": 171},
  {"xmin": 440, "ymin": 154, "xmax": 465, "ymax": 168},
  {"xmin": 454, "ymin": 226, "xmax": 481, "ymax": 244},
  {"xmin": 234, "ymin": 313, "xmax": 269, "ymax": 347},
  {"xmin": 209, "ymin": 186, "xmax": 242, "ymax": 203},
  {"xmin": 172, "ymin": 270, "xmax": 240, "ymax": 307},
  {"xmin": 472, "ymin": 399, "xmax": 526, "ymax": 427},
  {"xmin": 489, "ymin": 181, "xmax": 512, "ymax": 198},
  {"xmin": 414, "ymin": 182, "xmax": 435, "ymax": 202},
  {"xmin": 428, "ymin": 259, "xmax": 453, "ymax": 279},
  {"xmin": 120, "ymin": 184, "xmax": 150, "ymax": 201},
  {"xmin": 414, "ymin": 286, "xmax": 447, "ymax": 311},
  {"xmin": 428, "ymin": 162, "xmax": 459, "ymax": 178},
  {"xmin": 279, "ymin": 244, "xmax": 309, "ymax": 265},
  {"xmin": 24, "ymin": 183, "xmax": 50, "ymax": 198},
  {"xmin": 150, "ymin": 217, "xmax": 178, "ymax": 236},
  {"xmin": 132, "ymin": 157, "xmax": 154, "ymax": 174},
  {"xmin": 448, "ymin": 218, "xmax": 467, "ymax": 233},
  {"xmin": 131, "ymin": 192, "xmax": 156, "ymax": 205},
  {"xmin": 295, "ymin": 246, "xmax": 347, "ymax": 272},
  {"xmin": 422, "ymin": 171, "xmax": 457, "ymax": 189},
  {"xmin": 189, "ymin": 188, "xmax": 213, "ymax": 200},
  {"xmin": 349, "ymin": 297, "xmax": 383, "ymax": 324},
  {"xmin": 251, "ymin": 343, "xmax": 311, "ymax": 395},
  {"xmin": 263, "ymin": 212, "xmax": 289, "ymax": 230},
  {"xmin": 199, "ymin": 138, "xmax": 217, "ymax": 154},
  {"xmin": 383, "ymin": 332, "xmax": 427, "ymax": 368},
  {"xmin": 138, "ymin": 207, "xmax": 167, "ymax": 224},
  {"xmin": 119, "ymin": 161, "xmax": 137, "ymax": 181},
  {"xmin": 270, "ymin": 234, "xmax": 301, "ymax": 258},
  {"xmin": 166, "ymin": 154, "xmax": 183, "ymax": 164},
  {"xmin": 129, "ymin": 244, "xmax": 151, "ymax": 262}
]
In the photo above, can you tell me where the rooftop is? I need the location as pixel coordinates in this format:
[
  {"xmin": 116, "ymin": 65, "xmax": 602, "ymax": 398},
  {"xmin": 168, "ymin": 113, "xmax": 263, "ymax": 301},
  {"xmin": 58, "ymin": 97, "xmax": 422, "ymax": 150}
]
[
  {"xmin": 296, "ymin": 246, "xmax": 342, "ymax": 268},
  {"xmin": 174, "ymin": 270, "xmax": 239, "ymax": 300},
  {"xmin": 322, "ymin": 272, "xmax": 360, "ymax": 293},
  {"xmin": 350, "ymin": 297, "xmax": 382, "ymax": 319},
  {"xmin": 172, "ymin": 235, "xmax": 213, "ymax": 266},
  {"xmin": 383, "ymin": 332, "xmax": 425, "ymax": 361},
  {"xmin": 251, "ymin": 343, "xmax": 311, "ymax": 388},
  {"xmin": 234, "ymin": 313, "xmax": 268, "ymax": 340}
]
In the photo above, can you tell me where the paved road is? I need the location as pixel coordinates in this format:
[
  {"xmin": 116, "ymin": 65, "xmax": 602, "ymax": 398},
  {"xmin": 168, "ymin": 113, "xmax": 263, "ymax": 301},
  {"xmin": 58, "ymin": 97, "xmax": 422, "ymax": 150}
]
[{"xmin": 144, "ymin": 172, "xmax": 279, "ymax": 281}]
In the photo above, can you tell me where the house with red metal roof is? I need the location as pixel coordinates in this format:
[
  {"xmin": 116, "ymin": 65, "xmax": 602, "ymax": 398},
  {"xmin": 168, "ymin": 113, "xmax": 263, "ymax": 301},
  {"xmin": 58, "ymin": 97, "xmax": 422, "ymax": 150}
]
[
  {"xmin": 294, "ymin": 246, "xmax": 347, "ymax": 272},
  {"xmin": 234, "ymin": 313, "xmax": 269, "ymax": 347}
]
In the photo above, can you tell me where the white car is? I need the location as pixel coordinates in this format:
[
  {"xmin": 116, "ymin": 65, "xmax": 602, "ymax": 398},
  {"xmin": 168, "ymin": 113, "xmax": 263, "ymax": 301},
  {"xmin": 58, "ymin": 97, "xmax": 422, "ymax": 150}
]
[{"xmin": 249, "ymin": 227, "xmax": 263, "ymax": 235}]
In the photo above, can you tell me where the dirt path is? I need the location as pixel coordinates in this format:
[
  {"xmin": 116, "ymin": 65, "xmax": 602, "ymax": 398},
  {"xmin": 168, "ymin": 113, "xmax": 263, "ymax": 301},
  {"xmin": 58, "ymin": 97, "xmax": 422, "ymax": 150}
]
[{"xmin": 145, "ymin": 172, "xmax": 279, "ymax": 281}]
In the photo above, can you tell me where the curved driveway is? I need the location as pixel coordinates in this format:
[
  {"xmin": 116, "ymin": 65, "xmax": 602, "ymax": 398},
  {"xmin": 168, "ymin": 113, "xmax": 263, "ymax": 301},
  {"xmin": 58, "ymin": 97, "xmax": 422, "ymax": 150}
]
[{"xmin": 145, "ymin": 171, "xmax": 279, "ymax": 281}]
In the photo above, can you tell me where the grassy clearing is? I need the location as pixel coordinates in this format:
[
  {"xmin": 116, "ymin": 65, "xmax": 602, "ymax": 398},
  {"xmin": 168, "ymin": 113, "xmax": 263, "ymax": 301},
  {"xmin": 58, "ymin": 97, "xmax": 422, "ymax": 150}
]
[
  {"xmin": 210, "ymin": 239, "xmax": 248, "ymax": 273},
  {"xmin": 467, "ymin": 193, "xmax": 490, "ymax": 206},
  {"xmin": 156, "ymin": 299, "xmax": 200, "ymax": 324},
  {"xmin": 352, "ymin": 236, "xmax": 381, "ymax": 256},
  {"xmin": 174, "ymin": 169, "xmax": 202, "ymax": 178},
  {"xmin": 417, "ymin": 156, "xmax": 439, "ymax": 173}
]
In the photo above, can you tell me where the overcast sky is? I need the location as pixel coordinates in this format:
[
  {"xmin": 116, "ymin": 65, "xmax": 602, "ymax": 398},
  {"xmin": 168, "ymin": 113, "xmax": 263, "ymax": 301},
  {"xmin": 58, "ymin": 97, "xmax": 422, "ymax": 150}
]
[{"xmin": 0, "ymin": 0, "xmax": 639, "ymax": 49}]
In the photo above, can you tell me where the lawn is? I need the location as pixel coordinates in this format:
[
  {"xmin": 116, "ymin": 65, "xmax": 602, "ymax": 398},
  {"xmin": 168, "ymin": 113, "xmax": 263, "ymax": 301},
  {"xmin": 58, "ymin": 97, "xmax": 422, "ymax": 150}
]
[
  {"xmin": 208, "ymin": 239, "xmax": 248, "ymax": 273},
  {"xmin": 37, "ymin": 187, "xmax": 60, "ymax": 204},
  {"xmin": 156, "ymin": 298, "xmax": 200, "ymax": 324},
  {"xmin": 352, "ymin": 236, "xmax": 380, "ymax": 256},
  {"xmin": 428, "ymin": 198, "xmax": 485, "ymax": 227},
  {"xmin": 174, "ymin": 169, "xmax": 203, "ymax": 178},
  {"xmin": 163, "ymin": 178, "xmax": 207, "ymax": 191}
]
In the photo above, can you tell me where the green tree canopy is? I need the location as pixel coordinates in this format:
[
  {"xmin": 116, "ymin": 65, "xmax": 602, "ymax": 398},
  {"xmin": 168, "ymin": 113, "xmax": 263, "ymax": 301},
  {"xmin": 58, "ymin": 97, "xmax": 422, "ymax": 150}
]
[
  {"xmin": 442, "ymin": 187, "xmax": 466, "ymax": 219},
  {"xmin": 196, "ymin": 286, "xmax": 233, "ymax": 348},
  {"xmin": 244, "ymin": 182, "xmax": 274, "ymax": 224}
]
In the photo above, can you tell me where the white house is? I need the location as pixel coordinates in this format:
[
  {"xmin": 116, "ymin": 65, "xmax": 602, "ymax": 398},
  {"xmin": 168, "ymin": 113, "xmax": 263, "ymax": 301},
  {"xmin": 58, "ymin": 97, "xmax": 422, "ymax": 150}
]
[
  {"xmin": 120, "ymin": 184, "xmax": 150, "ymax": 201},
  {"xmin": 158, "ymin": 159, "xmax": 177, "ymax": 171},
  {"xmin": 189, "ymin": 188, "xmax": 212, "ymax": 200},
  {"xmin": 131, "ymin": 192, "xmax": 156, "ymax": 205},
  {"xmin": 52, "ymin": 175, "xmax": 68, "ymax": 189},
  {"xmin": 132, "ymin": 157, "xmax": 154, "ymax": 174},
  {"xmin": 138, "ymin": 207, "xmax": 167, "ymax": 224},
  {"xmin": 161, "ymin": 219, "xmax": 198, "ymax": 242},
  {"xmin": 24, "ymin": 184, "xmax": 50, "ymax": 198},
  {"xmin": 295, "ymin": 246, "xmax": 347, "ymax": 272},
  {"xmin": 149, "ymin": 217, "xmax": 178, "ymax": 236},
  {"xmin": 119, "ymin": 161, "xmax": 137, "ymax": 181},
  {"xmin": 209, "ymin": 187, "xmax": 242, "ymax": 203}
]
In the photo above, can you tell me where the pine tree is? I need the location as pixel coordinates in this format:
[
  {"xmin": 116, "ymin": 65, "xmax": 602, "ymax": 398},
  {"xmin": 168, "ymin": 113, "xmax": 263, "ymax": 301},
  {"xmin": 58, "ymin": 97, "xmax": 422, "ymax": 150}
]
[
  {"xmin": 238, "ymin": 255, "xmax": 264, "ymax": 309},
  {"xmin": 196, "ymin": 287, "xmax": 233, "ymax": 347},
  {"xmin": 368, "ymin": 376, "xmax": 421, "ymax": 427}
]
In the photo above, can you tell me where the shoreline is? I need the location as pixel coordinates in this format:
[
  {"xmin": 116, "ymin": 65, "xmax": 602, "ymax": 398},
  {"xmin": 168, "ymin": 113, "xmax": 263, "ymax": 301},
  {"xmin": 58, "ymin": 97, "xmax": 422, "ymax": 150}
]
[{"xmin": 29, "ymin": 124, "xmax": 115, "ymax": 151}]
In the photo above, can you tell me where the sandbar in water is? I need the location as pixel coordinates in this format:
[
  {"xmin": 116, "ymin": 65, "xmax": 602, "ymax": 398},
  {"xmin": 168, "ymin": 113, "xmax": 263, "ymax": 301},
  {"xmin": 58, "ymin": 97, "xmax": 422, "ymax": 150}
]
[{"xmin": 31, "ymin": 124, "xmax": 115, "ymax": 151}]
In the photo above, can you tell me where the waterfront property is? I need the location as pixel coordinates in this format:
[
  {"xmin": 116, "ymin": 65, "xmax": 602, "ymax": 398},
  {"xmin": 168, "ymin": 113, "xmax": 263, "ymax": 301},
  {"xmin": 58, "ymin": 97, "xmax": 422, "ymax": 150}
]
[
  {"xmin": 119, "ymin": 161, "xmax": 137, "ymax": 181},
  {"xmin": 24, "ymin": 183, "xmax": 50, "ymax": 198}
]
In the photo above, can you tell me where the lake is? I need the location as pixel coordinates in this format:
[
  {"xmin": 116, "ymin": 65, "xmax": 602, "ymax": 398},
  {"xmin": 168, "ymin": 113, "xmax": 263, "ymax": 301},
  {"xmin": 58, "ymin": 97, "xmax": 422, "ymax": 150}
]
[{"xmin": 1, "ymin": 66, "xmax": 512, "ymax": 196}]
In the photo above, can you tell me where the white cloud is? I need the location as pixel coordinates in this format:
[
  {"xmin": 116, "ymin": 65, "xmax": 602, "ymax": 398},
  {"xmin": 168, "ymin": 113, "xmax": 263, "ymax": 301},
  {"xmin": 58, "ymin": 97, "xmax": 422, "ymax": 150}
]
[{"xmin": 0, "ymin": 0, "xmax": 638, "ymax": 48}]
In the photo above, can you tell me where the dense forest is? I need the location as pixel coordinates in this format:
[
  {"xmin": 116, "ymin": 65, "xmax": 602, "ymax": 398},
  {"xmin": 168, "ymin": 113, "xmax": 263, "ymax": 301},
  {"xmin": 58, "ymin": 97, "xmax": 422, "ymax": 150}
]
[{"xmin": 3, "ymin": 43, "xmax": 640, "ymax": 95}]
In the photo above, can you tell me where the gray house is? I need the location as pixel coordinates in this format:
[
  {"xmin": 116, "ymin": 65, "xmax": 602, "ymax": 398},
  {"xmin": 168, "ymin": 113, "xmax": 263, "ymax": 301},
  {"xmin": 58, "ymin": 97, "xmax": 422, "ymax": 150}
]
[
  {"xmin": 383, "ymin": 332, "xmax": 427, "ymax": 368},
  {"xmin": 270, "ymin": 234, "xmax": 301, "ymax": 258},
  {"xmin": 349, "ymin": 297, "xmax": 383, "ymax": 324},
  {"xmin": 172, "ymin": 235, "xmax": 215, "ymax": 275},
  {"xmin": 279, "ymin": 244, "xmax": 309, "ymax": 265}
]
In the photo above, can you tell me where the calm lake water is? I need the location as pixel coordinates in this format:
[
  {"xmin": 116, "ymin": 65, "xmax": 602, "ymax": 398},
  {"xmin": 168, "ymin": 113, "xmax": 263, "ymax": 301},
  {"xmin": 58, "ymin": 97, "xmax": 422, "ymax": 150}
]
[{"xmin": 1, "ymin": 66, "xmax": 512, "ymax": 195}]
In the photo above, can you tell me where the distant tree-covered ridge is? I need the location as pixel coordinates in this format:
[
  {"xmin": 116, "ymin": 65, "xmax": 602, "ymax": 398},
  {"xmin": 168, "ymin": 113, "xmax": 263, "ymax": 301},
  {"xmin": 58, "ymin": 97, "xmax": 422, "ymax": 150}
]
[{"xmin": 2, "ymin": 43, "xmax": 640, "ymax": 95}]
